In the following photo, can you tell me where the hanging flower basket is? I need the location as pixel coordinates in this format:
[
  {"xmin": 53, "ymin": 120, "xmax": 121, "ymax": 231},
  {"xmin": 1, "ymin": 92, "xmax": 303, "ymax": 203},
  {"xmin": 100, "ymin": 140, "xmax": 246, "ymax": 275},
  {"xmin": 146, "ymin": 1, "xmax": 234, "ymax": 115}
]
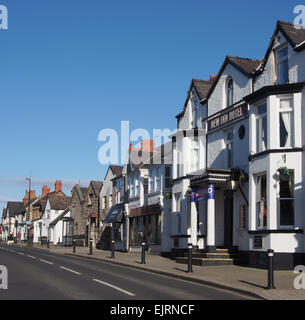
[{"xmin": 278, "ymin": 166, "xmax": 290, "ymax": 181}]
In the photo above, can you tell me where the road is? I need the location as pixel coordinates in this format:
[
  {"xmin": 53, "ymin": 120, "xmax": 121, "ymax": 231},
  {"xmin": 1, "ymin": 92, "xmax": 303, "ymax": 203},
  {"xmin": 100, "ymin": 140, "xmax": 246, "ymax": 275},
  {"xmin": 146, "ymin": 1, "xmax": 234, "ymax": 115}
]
[{"xmin": 0, "ymin": 244, "xmax": 251, "ymax": 300}]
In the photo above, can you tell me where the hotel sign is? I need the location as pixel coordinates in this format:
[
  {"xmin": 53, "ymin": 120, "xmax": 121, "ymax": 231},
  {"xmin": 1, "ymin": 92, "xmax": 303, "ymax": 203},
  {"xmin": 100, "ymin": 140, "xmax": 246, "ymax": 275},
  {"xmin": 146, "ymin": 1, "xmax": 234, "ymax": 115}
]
[{"xmin": 207, "ymin": 103, "xmax": 248, "ymax": 133}]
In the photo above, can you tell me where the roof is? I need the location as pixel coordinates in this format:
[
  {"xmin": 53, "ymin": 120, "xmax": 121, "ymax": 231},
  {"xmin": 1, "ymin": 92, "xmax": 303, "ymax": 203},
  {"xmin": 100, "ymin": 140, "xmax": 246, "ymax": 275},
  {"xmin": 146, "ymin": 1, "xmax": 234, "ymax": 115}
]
[
  {"xmin": 48, "ymin": 196, "xmax": 71, "ymax": 210},
  {"xmin": 49, "ymin": 207, "xmax": 71, "ymax": 226},
  {"xmin": 256, "ymin": 20, "xmax": 305, "ymax": 77},
  {"xmin": 176, "ymin": 79, "xmax": 214, "ymax": 119},
  {"xmin": 110, "ymin": 165, "xmax": 124, "ymax": 177},
  {"xmin": 2, "ymin": 208, "xmax": 7, "ymax": 219},
  {"xmin": 7, "ymin": 202, "xmax": 24, "ymax": 217},
  {"xmin": 90, "ymin": 181, "xmax": 103, "ymax": 196},
  {"xmin": 197, "ymin": 56, "xmax": 261, "ymax": 106},
  {"xmin": 277, "ymin": 21, "xmax": 305, "ymax": 49},
  {"xmin": 140, "ymin": 142, "xmax": 172, "ymax": 168}
]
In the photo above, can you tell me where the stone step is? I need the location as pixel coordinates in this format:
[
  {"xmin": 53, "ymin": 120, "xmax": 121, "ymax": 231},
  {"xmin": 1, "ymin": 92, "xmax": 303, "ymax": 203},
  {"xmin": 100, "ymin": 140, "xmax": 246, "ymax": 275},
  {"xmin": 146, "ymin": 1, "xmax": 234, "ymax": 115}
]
[
  {"xmin": 176, "ymin": 257, "xmax": 235, "ymax": 266},
  {"xmin": 185, "ymin": 252, "xmax": 238, "ymax": 259}
]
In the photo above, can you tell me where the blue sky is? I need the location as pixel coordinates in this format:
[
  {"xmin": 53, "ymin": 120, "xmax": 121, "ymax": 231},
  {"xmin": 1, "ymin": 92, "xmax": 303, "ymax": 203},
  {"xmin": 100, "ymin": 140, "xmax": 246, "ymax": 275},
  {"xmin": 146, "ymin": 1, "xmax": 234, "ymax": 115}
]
[{"xmin": 0, "ymin": 0, "xmax": 302, "ymax": 219}]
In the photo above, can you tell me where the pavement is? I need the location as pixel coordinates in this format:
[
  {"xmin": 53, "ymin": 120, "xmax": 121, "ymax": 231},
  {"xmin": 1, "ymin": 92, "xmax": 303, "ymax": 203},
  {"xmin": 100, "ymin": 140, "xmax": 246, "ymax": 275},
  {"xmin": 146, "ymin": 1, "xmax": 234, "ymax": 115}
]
[{"xmin": 8, "ymin": 243, "xmax": 305, "ymax": 300}]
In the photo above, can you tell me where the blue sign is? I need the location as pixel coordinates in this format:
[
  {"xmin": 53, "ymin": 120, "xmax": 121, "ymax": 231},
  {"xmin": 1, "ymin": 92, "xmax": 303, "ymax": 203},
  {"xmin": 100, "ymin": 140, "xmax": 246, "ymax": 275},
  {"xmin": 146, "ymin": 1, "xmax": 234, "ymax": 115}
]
[{"xmin": 191, "ymin": 185, "xmax": 215, "ymax": 202}]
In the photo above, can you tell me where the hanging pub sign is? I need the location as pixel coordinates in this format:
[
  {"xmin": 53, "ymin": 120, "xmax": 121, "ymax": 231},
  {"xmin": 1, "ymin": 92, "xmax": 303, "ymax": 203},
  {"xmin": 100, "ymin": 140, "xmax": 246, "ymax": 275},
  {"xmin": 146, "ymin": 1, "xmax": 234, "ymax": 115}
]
[
  {"xmin": 191, "ymin": 185, "xmax": 214, "ymax": 202},
  {"xmin": 207, "ymin": 103, "xmax": 248, "ymax": 133}
]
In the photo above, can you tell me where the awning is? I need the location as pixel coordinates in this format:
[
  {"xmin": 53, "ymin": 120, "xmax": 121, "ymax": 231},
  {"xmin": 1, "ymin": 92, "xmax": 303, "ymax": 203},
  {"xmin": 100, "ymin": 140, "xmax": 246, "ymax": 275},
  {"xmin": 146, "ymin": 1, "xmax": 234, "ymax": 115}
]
[{"xmin": 103, "ymin": 203, "xmax": 124, "ymax": 224}]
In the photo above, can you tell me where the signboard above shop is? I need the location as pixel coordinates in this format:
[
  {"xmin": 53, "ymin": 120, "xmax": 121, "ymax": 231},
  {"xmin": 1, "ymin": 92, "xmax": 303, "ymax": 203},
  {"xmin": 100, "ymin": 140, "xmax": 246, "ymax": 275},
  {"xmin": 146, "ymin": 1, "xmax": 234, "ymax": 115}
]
[{"xmin": 207, "ymin": 103, "xmax": 248, "ymax": 133}]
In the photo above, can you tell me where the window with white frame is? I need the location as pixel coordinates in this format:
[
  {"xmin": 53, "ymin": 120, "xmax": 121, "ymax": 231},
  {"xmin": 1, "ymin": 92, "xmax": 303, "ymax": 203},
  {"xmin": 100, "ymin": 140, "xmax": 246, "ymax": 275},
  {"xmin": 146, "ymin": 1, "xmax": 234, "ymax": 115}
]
[
  {"xmin": 191, "ymin": 136, "xmax": 199, "ymax": 172},
  {"xmin": 279, "ymin": 170, "xmax": 294, "ymax": 226},
  {"xmin": 156, "ymin": 167, "xmax": 161, "ymax": 191},
  {"xmin": 256, "ymin": 102, "xmax": 268, "ymax": 153},
  {"xmin": 225, "ymin": 130, "xmax": 234, "ymax": 169},
  {"xmin": 136, "ymin": 175, "xmax": 141, "ymax": 196},
  {"xmin": 174, "ymin": 193, "xmax": 181, "ymax": 233},
  {"xmin": 150, "ymin": 169, "xmax": 155, "ymax": 193},
  {"xmin": 192, "ymin": 97, "xmax": 198, "ymax": 129},
  {"xmin": 276, "ymin": 46, "xmax": 289, "ymax": 85},
  {"xmin": 226, "ymin": 78, "xmax": 233, "ymax": 108},
  {"xmin": 279, "ymin": 98, "xmax": 294, "ymax": 148},
  {"xmin": 255, "ymin": 174, "xmax": 267, "ymax": 228}
]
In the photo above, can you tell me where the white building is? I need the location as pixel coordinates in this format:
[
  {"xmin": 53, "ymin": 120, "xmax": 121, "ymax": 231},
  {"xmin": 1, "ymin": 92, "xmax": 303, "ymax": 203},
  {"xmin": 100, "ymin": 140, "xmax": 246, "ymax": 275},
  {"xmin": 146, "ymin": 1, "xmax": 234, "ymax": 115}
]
[{"xmin": 171, "ymin": 21, "xmax": 305, "ymax": 269}]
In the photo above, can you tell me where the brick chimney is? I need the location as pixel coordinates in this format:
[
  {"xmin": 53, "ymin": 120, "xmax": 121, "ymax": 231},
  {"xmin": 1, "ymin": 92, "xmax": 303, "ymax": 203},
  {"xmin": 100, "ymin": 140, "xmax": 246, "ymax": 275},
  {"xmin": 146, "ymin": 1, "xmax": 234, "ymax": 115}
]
[
  {"xmin": 141, "ymin": 140, "xmax": 154, "ymax": 152},
  {"xmin": 55, "ymin": 180, "xmax": 62, "ymax": 193},
  {"xmin": 210, "ymin": 75, "xmax": 216, "ymax": 81},
  {"xmin": 42, "ymin": 185, "xmax": 50, "ymax": 196},
  {"xmin": 23, "ymin": 190, "xmax": 36, "ymax": 206}
]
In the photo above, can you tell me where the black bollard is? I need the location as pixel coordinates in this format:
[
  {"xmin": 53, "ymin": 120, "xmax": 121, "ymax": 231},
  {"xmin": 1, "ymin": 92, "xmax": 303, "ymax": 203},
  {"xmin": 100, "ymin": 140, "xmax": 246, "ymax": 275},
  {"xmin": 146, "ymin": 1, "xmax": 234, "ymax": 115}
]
[
  {"xmin": 187, "ymin": 243, "xmax": 193, "ymax": 273},
  {"xmin": 141, "ymin": 242, "xmax": 146, "ymax": 264},
  {"xmin": 111, "ymin": 240, "xmax": 115, "ymax": 259},
  {"xmin": 73, "ymin": 240, "xmax": 76, "ymax": 253},
  {"xmin": 47, "ymin": 239, "xmax": 50, "ymax": 248},
  {"xmin": 266, "ymin": 249, "xmax": 275, "ymax": 289},
  {"xmin": 89, "ymin": 239, "xmax": 93, "ymax": 255}
]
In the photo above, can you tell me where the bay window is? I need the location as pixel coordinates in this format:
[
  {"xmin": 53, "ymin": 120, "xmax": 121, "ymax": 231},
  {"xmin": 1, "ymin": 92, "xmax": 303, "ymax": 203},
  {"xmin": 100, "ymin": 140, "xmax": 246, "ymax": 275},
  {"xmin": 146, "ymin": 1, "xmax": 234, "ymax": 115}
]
[
  {"xmin": 256, "ymin": 174, "xmax": 267, "ymax": 228},
  {"xmin": 256, "ymin": 102, "xmax": 268, "ymax": 152},
  {"xmin": 279, "ymin": 170, "xmax": 294, "ymax": 226},
  {"xmin": 279, "ymin": 98, "xmax": 294, "ymax": 148}
]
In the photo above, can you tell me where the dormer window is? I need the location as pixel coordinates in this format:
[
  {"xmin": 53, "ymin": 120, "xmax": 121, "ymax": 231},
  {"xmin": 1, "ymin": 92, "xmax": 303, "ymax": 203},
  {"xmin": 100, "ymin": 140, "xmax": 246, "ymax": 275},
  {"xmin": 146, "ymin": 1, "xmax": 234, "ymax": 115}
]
[
  {"xmin": 226, "ymin": 78, "xmax": 233, "ymax": 108},
  {"xmin": 276, "ymin": 46, "xmax": 289, "ymax": 84}
]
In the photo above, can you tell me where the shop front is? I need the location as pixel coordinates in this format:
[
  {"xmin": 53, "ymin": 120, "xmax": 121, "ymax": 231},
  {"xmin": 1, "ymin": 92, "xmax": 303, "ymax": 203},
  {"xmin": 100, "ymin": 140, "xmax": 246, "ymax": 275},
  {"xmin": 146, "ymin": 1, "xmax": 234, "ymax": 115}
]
[{"xmin": 129, "ymin": 204, "xmax": 162, "ymax": 253}]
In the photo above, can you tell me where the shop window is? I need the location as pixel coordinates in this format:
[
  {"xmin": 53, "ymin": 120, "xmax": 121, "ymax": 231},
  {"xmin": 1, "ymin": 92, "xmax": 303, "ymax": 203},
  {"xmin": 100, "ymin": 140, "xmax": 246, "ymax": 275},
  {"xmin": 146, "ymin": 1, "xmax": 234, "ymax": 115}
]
[
  {"xmin": 256, "ymin": 102, "xmax": 268, "ymax": 153},
  {"xmin": 279, "ymin": 98, "xmax": 294, "ymax": 148},
  {"xmin": 280, "ymin": 170, "xmax": 294, "ymax": 226},
  {"xmin": 256, "ymin": 174, "xmax": 267, "ymax": 228},
  {"xmin": 276, "ymin": 46, "xmax": 289, "ymax": 85}
]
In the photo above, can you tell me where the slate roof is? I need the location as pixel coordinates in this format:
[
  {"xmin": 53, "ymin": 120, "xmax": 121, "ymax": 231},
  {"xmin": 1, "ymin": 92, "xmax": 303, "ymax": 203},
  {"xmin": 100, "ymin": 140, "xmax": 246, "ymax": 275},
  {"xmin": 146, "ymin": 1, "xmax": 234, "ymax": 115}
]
[
  {"xmin": 227, "ymin": 56, "xmax": 262, "ymax": 75},
  {"xmin": 277, "ymin": 20, "xmax": 305, "ymax": 49},
  {"xmin": 140, "ymin": 141, "xmax": 172, "ymax": 168},
  {"xmin": 110, "ymin": 165, "xmax": 124, "ymax": 177},
  {"xmin": 7, "ymin": 202, "xmax": 24, "ymax": 217},
  {"xmin": 90, "ymin": 181, "xmax": 103, "ymax": 196},
  {"xmin": 49, "ymin": 207, "xmax": 71, "ymax": 226},
  {"xmin": 2, "ymin": 208, "xmax": 7, "ymax": 219},
  {"xmin": 48, "ymin": 196, "xmax": 71, "ymax": 210},
  {"xmin": 176, "ymin": 79, "xmax": 214, "ymax": 119}
]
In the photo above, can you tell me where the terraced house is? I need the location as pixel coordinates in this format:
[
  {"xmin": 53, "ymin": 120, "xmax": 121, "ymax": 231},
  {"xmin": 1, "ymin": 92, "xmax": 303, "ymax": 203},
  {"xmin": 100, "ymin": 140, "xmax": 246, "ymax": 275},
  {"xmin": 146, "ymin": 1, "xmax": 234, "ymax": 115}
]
[{"xmin": 171, "ymin": 21, "xmax": 305, "ymax": 270}]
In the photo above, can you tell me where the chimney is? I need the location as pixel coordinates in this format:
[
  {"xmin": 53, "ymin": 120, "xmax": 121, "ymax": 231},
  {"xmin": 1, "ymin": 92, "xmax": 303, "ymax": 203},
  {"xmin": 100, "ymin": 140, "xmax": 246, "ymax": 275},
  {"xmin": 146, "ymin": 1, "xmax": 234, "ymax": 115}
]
[
  {"xmin": 210, "ymin": 75, "xmax": 216, "ymax": 82},
  {"xmin": 42, "ymin": 185, "xmax": 50, "ymax": 196},
  {"xmin": 141, "ymin": 140, "xmax": 154, "ymax": 152},
  {"xmin": 55, "ymin": 180, "xmax": 62, "ymax": 193},
  {"xmin": 23, "ymin": 190, "xmax": 36, "ymax": 206}
]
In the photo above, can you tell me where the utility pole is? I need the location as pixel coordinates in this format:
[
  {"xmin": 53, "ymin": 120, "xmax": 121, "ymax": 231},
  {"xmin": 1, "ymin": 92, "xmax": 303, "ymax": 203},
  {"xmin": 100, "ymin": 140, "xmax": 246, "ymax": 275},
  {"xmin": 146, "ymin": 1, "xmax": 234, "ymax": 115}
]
[{"xmin": 26, "ymin": 173, "xmax": 31, "ymax": 243}]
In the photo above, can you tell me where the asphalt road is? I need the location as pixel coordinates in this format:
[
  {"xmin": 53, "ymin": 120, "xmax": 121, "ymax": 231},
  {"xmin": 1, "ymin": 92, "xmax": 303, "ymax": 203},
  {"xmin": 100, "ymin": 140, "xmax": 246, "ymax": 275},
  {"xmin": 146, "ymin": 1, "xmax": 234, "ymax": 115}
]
[{"xmin": 0, "ymin": 244, "xmax": 251, "ymax": 300}]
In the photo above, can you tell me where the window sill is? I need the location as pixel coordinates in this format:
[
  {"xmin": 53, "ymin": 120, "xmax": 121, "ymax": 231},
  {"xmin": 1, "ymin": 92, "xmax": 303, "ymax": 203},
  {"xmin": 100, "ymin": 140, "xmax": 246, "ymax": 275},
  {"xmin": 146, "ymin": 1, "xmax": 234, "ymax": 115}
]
[{"xmin": 248, "ymin": 229, "xmax": 303, "ymax": 234}]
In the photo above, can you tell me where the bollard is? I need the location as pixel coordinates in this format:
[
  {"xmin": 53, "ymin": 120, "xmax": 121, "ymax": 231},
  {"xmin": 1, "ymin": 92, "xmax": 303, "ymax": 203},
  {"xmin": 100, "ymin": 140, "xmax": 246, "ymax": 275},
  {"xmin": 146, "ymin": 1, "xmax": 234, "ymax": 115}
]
[
  {"xmin": 47, "ymin": 239, "xmax": 50, "ymax": 248},
  {"xmin": 141, "ymin": 242, "xmax": 146, "ymax": 264},
  {"xmin": 187, "ymin": 243, "xmax": 193, "ymax": 273},
  {"xmin": 73, "ymin": 240, "xmax": 76, "ymax": 253},
  {"xmin": 89, "ymin": 239, "xmax": 93, "ymax": 255},
  {"xmin": 266, "ymin": 249, "xmax": 275, "ymax": 289},
  {"xmin": 111, "ymin": 240, "xmax": 115, "ymax": 259}
]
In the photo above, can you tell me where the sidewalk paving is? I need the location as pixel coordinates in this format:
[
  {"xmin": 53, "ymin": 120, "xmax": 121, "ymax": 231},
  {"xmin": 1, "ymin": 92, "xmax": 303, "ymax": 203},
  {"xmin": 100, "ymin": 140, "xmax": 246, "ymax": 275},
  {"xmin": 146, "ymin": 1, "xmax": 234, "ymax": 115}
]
[{"xmin": 16, "ymin": 243, "xmax": 305, "ymax": 300}]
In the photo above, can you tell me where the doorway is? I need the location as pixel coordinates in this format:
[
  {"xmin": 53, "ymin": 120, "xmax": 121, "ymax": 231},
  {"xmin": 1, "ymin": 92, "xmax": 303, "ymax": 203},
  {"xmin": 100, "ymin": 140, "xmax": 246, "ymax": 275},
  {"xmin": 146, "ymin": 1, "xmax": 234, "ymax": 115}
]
[{"xmin": 224, "ymin": 197, "xmax": 233, "ymax": 248}]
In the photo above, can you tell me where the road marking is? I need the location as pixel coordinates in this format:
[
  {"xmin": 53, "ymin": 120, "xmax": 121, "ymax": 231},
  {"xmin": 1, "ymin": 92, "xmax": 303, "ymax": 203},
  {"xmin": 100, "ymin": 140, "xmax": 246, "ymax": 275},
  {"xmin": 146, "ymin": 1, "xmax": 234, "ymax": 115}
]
[
  {"xmin": 17, "ymin": 252, "xmax": 25, "ymax": 256},
  {"xmin": 59, "ymin": 266, "xmax": 82, "ymax": 275},
  {"xmin": 92, "ymin": 279, "xmax": 135, "ymax": 297},
  {"xmin": 39, "ymin": 259, "xmax": 53, "ymax": 265},
  {"xmin": 27, "ymin": 255, "xmax": 36, "ymax": 259}
]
